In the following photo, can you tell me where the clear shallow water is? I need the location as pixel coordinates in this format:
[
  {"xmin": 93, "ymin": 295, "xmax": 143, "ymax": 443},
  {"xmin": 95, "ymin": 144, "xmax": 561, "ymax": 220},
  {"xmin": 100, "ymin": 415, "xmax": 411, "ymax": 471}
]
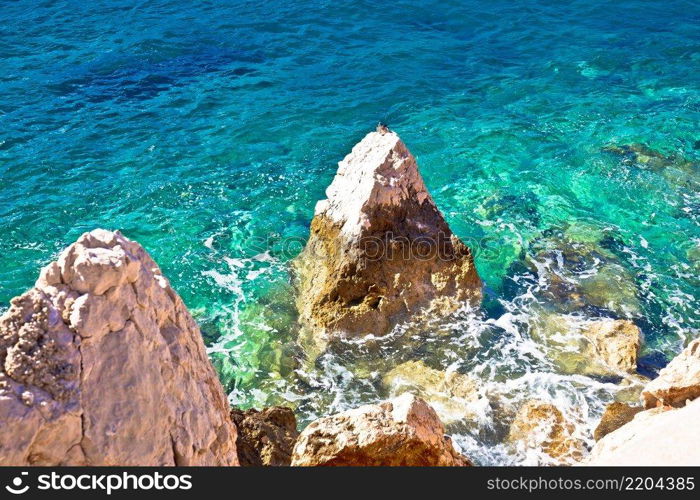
[{"xmin": 1, "ymin": 0, "xmax": 699, "ymax": 464}]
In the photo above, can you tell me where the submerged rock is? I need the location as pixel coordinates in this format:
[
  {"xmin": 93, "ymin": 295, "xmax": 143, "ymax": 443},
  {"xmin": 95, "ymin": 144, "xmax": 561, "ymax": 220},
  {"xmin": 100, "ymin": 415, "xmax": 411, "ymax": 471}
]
[
  {"xmin": 642, "ymin": 338, "xmax": 700, "ymax": 409},
  {"xmin": 603, "ymin": 143, "xmax": 675, "ymax": 170},
  {"xmin": 293, "ymin": 128, "xmax": 481, "ymax": 352},
  {"xmin": 507, "ymin": 400, "xmax": 584, "ymax": 464},
  {"xmin": 291, "ymin": 394, "xmax": 470, "ymax": 466},
  {"xmin": 586, "ymin": 398, "xmax": 700, "ymax": 465},
  {"xmin": 593, "ymin": 402, "xmax": 643, "ymax": 441},
  {"xmin": 0, "ymin": 229, "xmax": 238, "ymax": 466},
  {"xmin": 530, "ymin": 314, "xmax": 642, "ymax": 377},
  {"xmin": 611, "ymin": 374, "xmax": 650, "ymax": 404},
  {"xmin": 602, "ymin": 143, "xmax": 695, "ymax": 172},
  {"xmin": 578, "ymin": 265, "xmax": 640, "ymax": 316},
  {"xmin": 381, "ymin": 360, "xmax": 484, "ymax": 428},
  {"xmin": 230, "ymin": 406, "xmax": 299, "ymax": 466},
  {"xmin": 525, "ymin": 231, "xmax": 641, "ymax": 317},
  {"xmin": 687, "ymin": 243, "xmax": 700, "ymax": 288}
]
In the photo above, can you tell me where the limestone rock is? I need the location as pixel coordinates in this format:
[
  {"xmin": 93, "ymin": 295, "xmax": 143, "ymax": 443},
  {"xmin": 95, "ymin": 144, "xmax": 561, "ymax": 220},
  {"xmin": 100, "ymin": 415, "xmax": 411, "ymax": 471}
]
[
  {"xmin": 291, "ymin": 394, "xmax": 470, "ymax": 466},
  {"xmin": 382, "ymin": 360, "xmax": 484, "ymax": 427},
  {"xmin": 294, "ymin": 128, "xmax": 481, "ymax": 352},
  {"xmin": 602, "ymin": 143, "xmax": 695, "ymax": 172},
  {"xmin": 593, "ymin": 402, "xmax": 643, "ymax": 441},
  {"xmin": 586, "ymin": 398, "xmax": 700, "ymax": 465},
  {"xmin": 230, "ymin": 406, "xmax": 299, "ymax": 466},
  {"xmin": 0, "ymin": 229, "xmax": 238, "ymax": 466},
  {"xmin": 579, "ymin": 264, "xmax": 640, "ymax": 316},
  {"xmin": 530, "ymin": 314, "xmax": 641, "ymax": 377},
  {"xmin": 642, "ymin": 339, "xmax": 700, "ymax": 409},
  {"xmin": 582, "ymin": 319, "xmax": 641, "ymax": 374},
  {"xmin": 507, "ymin": 400, "xmax": 584, "ymax": 464}
]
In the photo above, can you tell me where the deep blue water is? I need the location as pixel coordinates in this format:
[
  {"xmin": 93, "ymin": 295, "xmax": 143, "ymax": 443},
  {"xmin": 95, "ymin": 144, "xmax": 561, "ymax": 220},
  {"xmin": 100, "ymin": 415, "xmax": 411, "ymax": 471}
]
[{"xmin": 1, "ymin": 0, "xmax": 699, "ymax": 464}]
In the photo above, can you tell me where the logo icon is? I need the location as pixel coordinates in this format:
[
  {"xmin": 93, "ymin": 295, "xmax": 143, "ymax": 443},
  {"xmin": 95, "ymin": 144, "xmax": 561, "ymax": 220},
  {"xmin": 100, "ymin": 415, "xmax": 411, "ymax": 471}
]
[{"xmin": 5, "ymin": 472, "xmax": 29, "ymax": 495}]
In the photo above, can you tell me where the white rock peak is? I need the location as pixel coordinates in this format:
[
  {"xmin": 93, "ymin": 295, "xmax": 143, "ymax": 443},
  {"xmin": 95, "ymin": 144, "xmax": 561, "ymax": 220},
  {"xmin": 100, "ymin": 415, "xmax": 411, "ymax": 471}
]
[
  {"xmin": 316, "ymin": 130, "xmax": 433, "ymax": 238},
  {"xmin": 294, "ymin": 127, "xmax": 482, "ymax": 347}
]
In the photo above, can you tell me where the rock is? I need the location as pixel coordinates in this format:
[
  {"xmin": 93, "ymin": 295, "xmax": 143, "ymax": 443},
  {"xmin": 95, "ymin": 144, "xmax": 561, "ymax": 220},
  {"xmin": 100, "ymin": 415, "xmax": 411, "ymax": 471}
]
[
  {"xmin": 382, "ymin": 360, "xmax": 485, "ymax": 427},
  {"xmin": 526, "ymin": 233, "xmax": 640, "ymax": 317},
  {"xmin": 530, "ymin": 313, "xmax": 642, "ymax": 377},
  {"xmin": 561, "ymin": 220, "xmax": 610, "ymax": 246},
  {"xmin": 611, "ymin": 375, "xmax": 650, "ymax": 405},
  {"xmin": 507, "ymin": 400, "xmax": 584, "ymax": 464},
  {"xmin": 687, "ymin": 244, "xmax": 700, "ymax": 287},
  {"xmin": 586, "ymin": 398, "xmax": 700, "ymax": 465},
  {"xmin": 642, "ymin": 339, "xmax": 700, "ymax": 409},
  {"xmin": 474, "ymin": 191, "xmax": 541, "ymax": 226},
  {"xmin": 293, "ymin": 128, "xmax": 481, "ymax": 353},
  {"xmin": 603, "ymin": 143, "xmax": 674, "ymax": 170},
  {"xmin": 602, "ymin": 143, "xmax": 695, "ymax": 172},
  {"xmin": 687, "ymin": 242, "xmax": 700, "ymax": 263},
  {"xmin": 291, "ymin": 394, "xmax": 470, "ymax": 466},
  {"xmin": 0, "ymin": 229, "xmax": 238, "ymax": 466},
  {"xmin": 578, "ymin": 264, "xmax": 640, "ymax": 316},
  {"xmin": 602, "ymin": 143, "xmax": 698, "ymax": 193},
  {"xmin": 230, "ymin": 406, "xmax": 299, "ymax": 466},
  {"xmin": 593, "ymin": 402, "xmax": 643, "ymax": 441},
  {"xmin": 581, "ymin": 319, "xmax": 641, "ymax": 374},
  {"xmin": 529, "ymin": 313, "xmax": 592, "ymax": 375}
]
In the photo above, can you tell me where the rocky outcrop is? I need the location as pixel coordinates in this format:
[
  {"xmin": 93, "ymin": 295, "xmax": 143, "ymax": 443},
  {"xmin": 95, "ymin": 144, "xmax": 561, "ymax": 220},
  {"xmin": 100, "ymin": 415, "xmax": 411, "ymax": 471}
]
[
  {"xmin": 382, "ymin": 360, "xmax": 484, "ymax": 427},
  {"xmin": 642, "ymin": 339, "xmax": 700, "ymax": 408},
  {"xmin": 507, "ymin": 401, "xmax": 584, "ymax": 464},
  {"xmin": 0, "ymin": 229, "xmax": 238, "ymax": 466},
  {"xmin": 531, "ymin": 314, "xmax": 642, "ymax": 377},
  {"xmin": 593, "ymin": 402, "xmax": 643, "ymax": 441},
  {"xmin": 291, "ymin": 394, "xmax": 470, "ymax": 466},
  {"xmin": 231, "ymin": 406, "xmax": 299, "ymax": 466},
  {"xmin": 586, "ymin": 340, "xmax": 700, "ymax": 465},
  {"xmin": 294, "ymin": 127, "xmax": 481, "ymax": 352},
  {"xmin": 586, "ymin": 398, "xmax": 700, "ymax": 465}
]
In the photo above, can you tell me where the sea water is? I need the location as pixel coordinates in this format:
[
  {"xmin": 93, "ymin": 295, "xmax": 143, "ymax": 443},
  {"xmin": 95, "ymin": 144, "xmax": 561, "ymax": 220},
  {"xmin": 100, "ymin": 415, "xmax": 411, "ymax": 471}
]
[{"xmin": 1, "ymin": 0, "xmax": 698, "ymax": 464}]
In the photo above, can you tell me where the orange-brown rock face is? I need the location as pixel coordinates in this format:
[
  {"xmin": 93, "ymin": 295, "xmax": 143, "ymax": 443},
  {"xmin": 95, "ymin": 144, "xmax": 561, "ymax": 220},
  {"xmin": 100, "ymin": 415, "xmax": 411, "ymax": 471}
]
[
  {"xmin": 230, "ymin": 406, "xmax": 299, "ymax": 466},
  {"xmin": 294, "ymin": 128, "xmax": 481, "ymax": 352},
  {"xmin": 0, "ymin": 229, "xmax": 238, "ymax": 466},
  {"xmin": 593, "ymin": 402, "xmax": 643, "ymax": 441},
  {"xmin": 507, "ymin": 400, "xmax": 585, "ymax": 464},
  {"xmin": 291, "ymin": 394, "xmax": 470, "ymax": 466}
]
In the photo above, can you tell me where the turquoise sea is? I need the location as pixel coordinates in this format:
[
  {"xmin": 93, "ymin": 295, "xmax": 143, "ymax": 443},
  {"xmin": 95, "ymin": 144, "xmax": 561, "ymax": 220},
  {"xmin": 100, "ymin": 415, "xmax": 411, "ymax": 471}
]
[{"xmin": 1, "ymin": 0, "xmax": 699, "ymax": 464}]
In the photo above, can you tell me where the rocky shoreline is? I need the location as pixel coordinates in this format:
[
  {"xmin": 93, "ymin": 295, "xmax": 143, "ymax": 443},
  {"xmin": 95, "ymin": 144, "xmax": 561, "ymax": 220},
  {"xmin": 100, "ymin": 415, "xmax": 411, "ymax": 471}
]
[{"xmin": 1, "ymin": 129, "xmax": 698, "ymax": 466}]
